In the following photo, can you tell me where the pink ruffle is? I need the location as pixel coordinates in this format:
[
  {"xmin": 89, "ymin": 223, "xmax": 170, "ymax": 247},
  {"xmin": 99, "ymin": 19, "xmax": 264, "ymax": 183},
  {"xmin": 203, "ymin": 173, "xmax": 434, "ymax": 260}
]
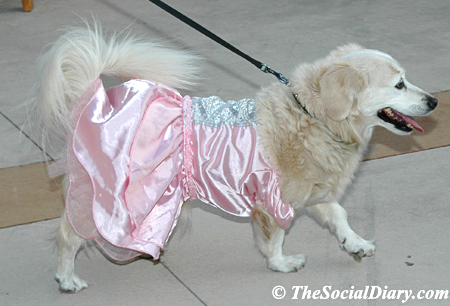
[{"xmin": 67, "ymin": 79, "xmax": 188, "ymax": 260}]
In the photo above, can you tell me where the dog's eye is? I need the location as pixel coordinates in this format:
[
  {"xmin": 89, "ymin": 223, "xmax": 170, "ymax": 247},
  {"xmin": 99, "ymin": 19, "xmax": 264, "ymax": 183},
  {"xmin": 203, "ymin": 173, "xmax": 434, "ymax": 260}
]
[{"xmin": 395, "ymin": 80, "xmax": 405, "ymax": 90}]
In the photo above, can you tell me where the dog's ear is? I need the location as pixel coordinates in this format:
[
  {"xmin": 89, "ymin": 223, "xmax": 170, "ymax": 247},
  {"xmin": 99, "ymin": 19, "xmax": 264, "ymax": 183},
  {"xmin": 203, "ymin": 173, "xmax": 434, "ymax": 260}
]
[{"xmin": 319, "ymin": 61, "xmax": 367, "ymax": 121}]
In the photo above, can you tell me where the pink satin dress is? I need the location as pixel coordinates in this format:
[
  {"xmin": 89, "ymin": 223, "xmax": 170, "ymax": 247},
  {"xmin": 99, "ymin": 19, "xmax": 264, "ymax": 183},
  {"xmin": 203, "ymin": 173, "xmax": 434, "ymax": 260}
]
[{"xmin": 64, "ymin": 78, "xmax": 294, "ymax": 260}]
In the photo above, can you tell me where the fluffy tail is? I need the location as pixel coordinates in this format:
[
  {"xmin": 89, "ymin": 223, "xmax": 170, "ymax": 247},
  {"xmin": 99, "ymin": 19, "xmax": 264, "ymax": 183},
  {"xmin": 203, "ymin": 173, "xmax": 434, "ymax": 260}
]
[{"xmin": 35, "ymin": 21, "xmax": 200, "ymax": 137}]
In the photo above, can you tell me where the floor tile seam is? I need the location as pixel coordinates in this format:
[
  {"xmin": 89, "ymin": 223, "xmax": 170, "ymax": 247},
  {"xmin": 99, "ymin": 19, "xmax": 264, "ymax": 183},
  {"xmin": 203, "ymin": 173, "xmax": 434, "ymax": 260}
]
[
  {"xmin": 160, "ymin": 261, "xmax": 208, "ymax": 306},
  {"xmin": 0, "ymin": 160, "xmax": 46, "ymax": 171},
  {"xmin": 0, "ymin": 217, "xmax": 60, "ymax": 230},
  {"xmin": 433, "ymin": 89, "xmax": 450, "ymax": 94},
  {"xmin": 363, "ymin": 145, "xmax": 450, "ymax": 163},
  {"xmin": 0, "ymin": 111, "xmax": 54, "ymax": 162}
]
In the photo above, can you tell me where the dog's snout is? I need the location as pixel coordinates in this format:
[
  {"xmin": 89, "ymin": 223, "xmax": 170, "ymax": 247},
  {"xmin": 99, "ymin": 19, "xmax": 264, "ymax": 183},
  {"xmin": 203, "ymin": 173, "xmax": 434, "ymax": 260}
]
[{"xmin": 426, "ymin": 96, "xmax": 438, "ymax": 110}]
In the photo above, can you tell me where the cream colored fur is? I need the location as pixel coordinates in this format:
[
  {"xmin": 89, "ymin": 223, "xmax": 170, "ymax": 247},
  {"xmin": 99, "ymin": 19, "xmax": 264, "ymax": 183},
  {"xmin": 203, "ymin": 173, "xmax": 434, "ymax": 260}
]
[
  {"xmin": 35, "ymin": 24, "xmax": 437, "ymax": 292},
  {"xmin": 253, "ymin": 43, "xmax": 436, "ymax": 272},
  {"xmin": 256, "ymin": 44, "xmax": 435, "ymax": 209}
]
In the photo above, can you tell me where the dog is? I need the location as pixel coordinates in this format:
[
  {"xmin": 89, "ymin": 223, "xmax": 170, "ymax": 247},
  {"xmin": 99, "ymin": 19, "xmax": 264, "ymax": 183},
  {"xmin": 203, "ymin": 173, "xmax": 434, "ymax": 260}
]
[{"xmin": 34, "ymin": 23, "xmax": 437, "ymax": 293}]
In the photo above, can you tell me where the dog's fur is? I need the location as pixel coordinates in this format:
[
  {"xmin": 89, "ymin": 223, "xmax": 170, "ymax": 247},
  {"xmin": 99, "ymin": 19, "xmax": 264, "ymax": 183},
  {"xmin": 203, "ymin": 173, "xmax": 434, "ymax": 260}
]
[{"xmin": 34, "ymin": 23, "xmax": 437, "ymax": 292}]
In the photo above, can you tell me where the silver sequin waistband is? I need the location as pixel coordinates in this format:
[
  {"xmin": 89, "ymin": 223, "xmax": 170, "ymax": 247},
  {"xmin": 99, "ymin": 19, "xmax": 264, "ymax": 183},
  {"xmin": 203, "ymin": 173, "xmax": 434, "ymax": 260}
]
[{"xmin": 190, "ymin": 96, "xmax": 257, "ymax": 127}]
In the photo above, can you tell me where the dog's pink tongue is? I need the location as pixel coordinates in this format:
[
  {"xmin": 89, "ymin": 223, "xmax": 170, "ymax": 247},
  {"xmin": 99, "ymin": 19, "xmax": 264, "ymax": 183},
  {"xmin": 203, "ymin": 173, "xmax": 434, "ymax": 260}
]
[
  {"xmin": 408, "ymin": 118, "xmax": 424, "ymax": 133},
  {"xmin": 393, "ymin": 109, "xmax": 424, "ymax": 133}
]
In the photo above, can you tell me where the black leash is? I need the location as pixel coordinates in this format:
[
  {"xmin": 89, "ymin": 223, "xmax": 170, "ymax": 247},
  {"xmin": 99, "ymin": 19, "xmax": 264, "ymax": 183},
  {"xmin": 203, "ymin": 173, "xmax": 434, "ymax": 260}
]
[
  {"xmin": 148, "ymin": 0, "xmax": 290, "ymax": 85},
  {"xmin": 148, "ymin": 0, "xmax": 315, "ymax": 118}
]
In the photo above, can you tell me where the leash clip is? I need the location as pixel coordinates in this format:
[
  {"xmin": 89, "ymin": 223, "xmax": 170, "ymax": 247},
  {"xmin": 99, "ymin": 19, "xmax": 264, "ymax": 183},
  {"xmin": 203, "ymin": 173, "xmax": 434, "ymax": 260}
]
[
  {"xmin": 149, "ymin": 0, "xmax": 291, "ymax": 86},
  {"xmin": 261, "ymin": 64, "xmax": 290, "ymax": 85}
]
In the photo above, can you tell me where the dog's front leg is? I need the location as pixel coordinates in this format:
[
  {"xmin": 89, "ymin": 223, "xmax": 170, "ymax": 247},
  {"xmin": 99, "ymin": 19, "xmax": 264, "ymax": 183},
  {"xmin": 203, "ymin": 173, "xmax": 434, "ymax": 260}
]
[
  {"xmin": 251, "ymin": 204, "xmax": 306, "ymax": 272},
  {"xmin": 307, "ymin": 202, "xmax": 375, "ymax": 261}
]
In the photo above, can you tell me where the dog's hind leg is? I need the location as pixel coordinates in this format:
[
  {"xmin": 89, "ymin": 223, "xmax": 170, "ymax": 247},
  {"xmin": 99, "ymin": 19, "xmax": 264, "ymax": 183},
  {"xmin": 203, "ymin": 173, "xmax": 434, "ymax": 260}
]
[
  {"xmin": 55, "ymin": 209, "xmax": 88, "ymax": 293},
  {"xmin": 251, "ymin": 204, "xmax": 306, "ymax": 273},
  {"xmin": 307, "ymin": 202, "xmax": 375, "ymax": 261},
  {"xmin": 55, "ymin": 175, "xmax": 88, "ymax": 293}
]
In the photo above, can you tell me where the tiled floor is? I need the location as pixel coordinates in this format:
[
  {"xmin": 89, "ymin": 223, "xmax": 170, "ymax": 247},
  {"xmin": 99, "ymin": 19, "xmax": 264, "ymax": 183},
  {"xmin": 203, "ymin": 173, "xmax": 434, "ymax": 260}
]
[{"xmin": 1, "ymin": 0, "xmax": 449, "ymax": 305}]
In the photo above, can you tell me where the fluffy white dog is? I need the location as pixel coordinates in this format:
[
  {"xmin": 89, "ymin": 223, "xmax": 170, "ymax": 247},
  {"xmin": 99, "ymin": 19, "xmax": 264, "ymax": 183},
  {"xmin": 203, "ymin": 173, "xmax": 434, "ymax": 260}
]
[{"xmin": 34, "ymin": 23, "xmax": 437, "ymax": 292}]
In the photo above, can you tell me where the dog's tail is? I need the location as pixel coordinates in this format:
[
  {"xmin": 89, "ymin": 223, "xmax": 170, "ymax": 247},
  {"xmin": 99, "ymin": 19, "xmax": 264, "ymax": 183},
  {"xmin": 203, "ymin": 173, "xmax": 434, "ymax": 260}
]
[{"xmin": 35, "ymin": 20, "xmax": 200, "ymax": 137}]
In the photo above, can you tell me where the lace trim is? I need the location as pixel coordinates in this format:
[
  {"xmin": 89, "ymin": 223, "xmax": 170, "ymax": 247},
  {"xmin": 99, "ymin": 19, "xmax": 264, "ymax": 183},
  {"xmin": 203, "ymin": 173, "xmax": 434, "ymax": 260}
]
[{"xmin": 183, "ymin": 96, "xmax": 197, "ymax": 200}]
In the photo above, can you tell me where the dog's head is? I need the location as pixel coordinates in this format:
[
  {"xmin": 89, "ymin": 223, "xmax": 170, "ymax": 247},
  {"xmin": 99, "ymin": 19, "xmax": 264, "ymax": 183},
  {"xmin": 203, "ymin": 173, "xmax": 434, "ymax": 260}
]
[{"xmin": 291, "ymin": 44, "xmax": 438, "ymax": 136}]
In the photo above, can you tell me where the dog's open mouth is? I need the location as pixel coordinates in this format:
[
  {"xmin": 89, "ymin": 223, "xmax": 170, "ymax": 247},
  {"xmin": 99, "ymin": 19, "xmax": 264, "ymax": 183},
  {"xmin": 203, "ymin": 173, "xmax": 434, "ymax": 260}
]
[{"xmin": 377, "ymin": 107, "xmax": 423, "ymax": 133}]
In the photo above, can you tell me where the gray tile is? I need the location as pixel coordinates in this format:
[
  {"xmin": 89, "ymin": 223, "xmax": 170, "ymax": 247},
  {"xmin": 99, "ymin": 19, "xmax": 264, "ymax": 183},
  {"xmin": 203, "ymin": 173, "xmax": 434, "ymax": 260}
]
[
  {"xmin": 0, "ymin": 219, "xmax": 205, "ymax": 306},
  {"xmin": 0, "ymin": 114, "xmax": 46, "ymax": 168}
]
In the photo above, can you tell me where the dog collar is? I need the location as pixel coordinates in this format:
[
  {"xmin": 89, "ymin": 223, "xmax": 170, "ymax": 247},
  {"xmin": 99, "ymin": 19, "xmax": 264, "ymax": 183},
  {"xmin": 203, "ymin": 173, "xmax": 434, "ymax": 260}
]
[{"xmin": 293, "ymin": 93, "xmax": 315, "ymax": 118}]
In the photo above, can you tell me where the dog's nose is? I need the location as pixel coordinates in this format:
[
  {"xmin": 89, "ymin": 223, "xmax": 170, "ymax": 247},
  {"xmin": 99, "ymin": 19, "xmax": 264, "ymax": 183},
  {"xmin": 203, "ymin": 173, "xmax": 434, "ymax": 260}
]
[{"xmin": 427, "ymin": 96, "xmax": 438, "ymax": 110}]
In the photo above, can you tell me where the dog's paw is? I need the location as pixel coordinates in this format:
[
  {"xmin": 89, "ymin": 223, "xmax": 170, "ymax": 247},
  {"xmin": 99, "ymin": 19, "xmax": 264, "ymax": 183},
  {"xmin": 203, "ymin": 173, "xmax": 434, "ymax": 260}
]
[
  {"xmin": 268, "ymin": 254, "xmax": 307, "ymax": 273},
  {"xmin": 339, "ymin": 234, "xmax": 375, "ymax": 261},
  {"xmin": 55, "ymin": 273, "xmax": 88, "ymax": 293}
]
